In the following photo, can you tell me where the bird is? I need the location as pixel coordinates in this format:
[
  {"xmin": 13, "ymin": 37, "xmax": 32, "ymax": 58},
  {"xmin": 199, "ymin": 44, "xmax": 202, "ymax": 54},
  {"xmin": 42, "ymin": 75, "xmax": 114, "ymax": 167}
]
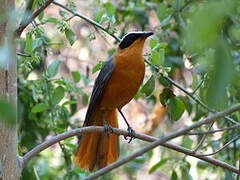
[{"xmin": 74, "ymin": 31, "xmax": 154, "ymax": 171}]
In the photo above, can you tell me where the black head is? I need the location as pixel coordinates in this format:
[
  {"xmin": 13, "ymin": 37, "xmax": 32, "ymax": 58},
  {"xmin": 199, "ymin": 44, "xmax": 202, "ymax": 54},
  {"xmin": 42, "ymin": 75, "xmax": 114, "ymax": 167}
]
[{"xmin": 119, "ymin": 31, "xmax": 154, "ymax": 49}]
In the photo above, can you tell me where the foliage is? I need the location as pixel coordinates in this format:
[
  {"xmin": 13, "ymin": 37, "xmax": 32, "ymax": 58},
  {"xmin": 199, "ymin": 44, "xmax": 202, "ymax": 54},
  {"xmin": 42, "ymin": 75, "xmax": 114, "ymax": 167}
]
[{"xmin": 13, "ymin": 0, "xmax": 240, "ymax": 179}]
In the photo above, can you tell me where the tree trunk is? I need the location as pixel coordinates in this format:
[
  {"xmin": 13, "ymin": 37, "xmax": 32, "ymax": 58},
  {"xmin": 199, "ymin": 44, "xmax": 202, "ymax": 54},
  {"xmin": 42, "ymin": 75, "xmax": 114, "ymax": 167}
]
[{"xmin": 0, "ymin": 0, "xmax": 21, "ymax": 179}]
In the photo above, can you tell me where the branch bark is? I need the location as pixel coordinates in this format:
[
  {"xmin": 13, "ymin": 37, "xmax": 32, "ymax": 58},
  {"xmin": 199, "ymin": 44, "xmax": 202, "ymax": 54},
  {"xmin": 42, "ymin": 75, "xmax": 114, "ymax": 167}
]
[
  {"xmin": 84, "ymin": 104, "xmax": 240, "ymax": 180},
  {"xmin": 22, "ymin": 127, "xmax": 240, "ymax": 176},
  {"xmin": 187, "ymin": 125, "xmax": 240, "ymax": 135},
  {"xmin": 21, "ymin": 104, "xmax": 240, "ymax": 178},
  {"xmin": 15, "ymin": 0, "xmax": 53, "ymax": 36},
  {"xmin": 145, "ymin": 59, "xmax": 240, "ymax": 126},
  {"xmin": 52, "ymin": 1, "xmax": 121, "ymax": 42}
]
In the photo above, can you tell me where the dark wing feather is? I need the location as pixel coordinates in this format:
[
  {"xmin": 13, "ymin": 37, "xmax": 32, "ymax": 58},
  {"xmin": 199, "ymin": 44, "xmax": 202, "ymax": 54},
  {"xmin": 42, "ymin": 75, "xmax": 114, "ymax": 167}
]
[{"xmin": 83, "ymin": 58, "xmax": 115, "ymax": 126}]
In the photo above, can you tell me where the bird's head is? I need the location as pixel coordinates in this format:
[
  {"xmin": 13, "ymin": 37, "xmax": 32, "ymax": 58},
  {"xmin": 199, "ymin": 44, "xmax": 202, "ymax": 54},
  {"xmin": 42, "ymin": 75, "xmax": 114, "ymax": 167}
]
[{"xmin": 118, "ymin": 31, "xmax": 154, "ymax": 55}]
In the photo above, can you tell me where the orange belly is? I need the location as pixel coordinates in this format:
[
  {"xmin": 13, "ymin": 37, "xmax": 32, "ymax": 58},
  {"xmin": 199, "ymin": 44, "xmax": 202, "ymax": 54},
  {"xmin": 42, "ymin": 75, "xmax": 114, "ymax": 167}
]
[{"xmin": 100, "ymin": 55, "xmax": 145, "ymax": 109}]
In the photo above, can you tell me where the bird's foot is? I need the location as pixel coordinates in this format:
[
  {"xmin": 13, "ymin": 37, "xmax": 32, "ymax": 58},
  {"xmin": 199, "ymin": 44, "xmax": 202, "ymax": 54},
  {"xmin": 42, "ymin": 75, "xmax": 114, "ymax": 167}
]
[
  {"xmin": 124, "ymin": 126, "xmax": 135, "ymax": 143},
  {"xmin": 103, "ymin": 124, "xmax": 114, "ymax": 134}
]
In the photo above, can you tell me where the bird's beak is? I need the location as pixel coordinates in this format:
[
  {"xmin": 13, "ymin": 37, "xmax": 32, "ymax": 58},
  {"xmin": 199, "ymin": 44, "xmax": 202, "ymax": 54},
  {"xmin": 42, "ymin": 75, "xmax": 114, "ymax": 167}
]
[{"xmin": 142, "ymin": 31, "xmax": 154, "ymax": 38}]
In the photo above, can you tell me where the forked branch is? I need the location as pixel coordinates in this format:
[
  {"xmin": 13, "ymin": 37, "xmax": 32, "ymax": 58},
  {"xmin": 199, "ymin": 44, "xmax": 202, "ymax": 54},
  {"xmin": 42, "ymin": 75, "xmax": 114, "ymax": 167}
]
[{"xmin": 21, "ymin": 104, "xmax": 240, "ymax": 179}]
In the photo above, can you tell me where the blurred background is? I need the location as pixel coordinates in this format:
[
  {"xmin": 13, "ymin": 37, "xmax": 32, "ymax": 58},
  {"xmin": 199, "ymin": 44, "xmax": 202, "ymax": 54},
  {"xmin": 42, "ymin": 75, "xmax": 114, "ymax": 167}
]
[{"xmin": 16, "ymin": 0, "xmax": 240, "ymax": 179}]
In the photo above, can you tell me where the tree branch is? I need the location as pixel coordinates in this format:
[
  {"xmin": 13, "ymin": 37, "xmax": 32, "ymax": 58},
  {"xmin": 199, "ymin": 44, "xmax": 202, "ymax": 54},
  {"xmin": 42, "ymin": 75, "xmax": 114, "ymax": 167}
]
[
  {"xmin": 52, "ymin": 1, "xmax": 121, "ymax": 42},
  {"xmin": 84, "ymin": 104, "xmax": 240, "ymax": 180},
  {"xmin": 15, "ymin": 0, "xmax": 53, "ymax": 36},
  {"xmin": 144, "ymin": 59, "xmax": 240, "ymax": 126},
  {"xmin": 192, "ymin": 73, "xmax": 207, "ymax": 95},
  {"xmin": 16, "ymin": 52, "xmax": 32, "ymax": 57},
  {"xmin": 199, "ymin": 135, "xmax": 240, "ymax": 157},
  {"xmin": 22, "ymin": 104, "xmax": 240, "ymax": 177},
  {"xmin": 192, "ymin": 121, "xmax": 215, "ymax": 152},
  {"xmin": 187, "ymin": 124, "xmax": 240, "ymax": 135}
]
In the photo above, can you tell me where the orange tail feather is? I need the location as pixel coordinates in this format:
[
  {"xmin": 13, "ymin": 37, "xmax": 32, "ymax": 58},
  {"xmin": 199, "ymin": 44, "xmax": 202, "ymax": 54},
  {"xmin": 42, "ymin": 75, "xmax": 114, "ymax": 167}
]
[{"xmin": 74, "ymin": 109, "xmax": 119, "ymax": 171}]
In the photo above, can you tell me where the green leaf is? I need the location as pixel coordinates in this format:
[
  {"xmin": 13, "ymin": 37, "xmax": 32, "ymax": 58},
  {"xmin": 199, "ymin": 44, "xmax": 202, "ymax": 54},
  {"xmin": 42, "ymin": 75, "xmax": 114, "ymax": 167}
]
[
  {"xmin": 158, "ymin": 42, "xmax": 168, "ymax": 49},
  {"xmin": 141, "ymin": 75, "xmax": 155, "ymax": 97},
  {"xmin": 82, "ymin": 93, "xmax": 89, "ymax": 106},
  {"xmin": 171, "ymin": 170, "xmax": 178, "ymax": 180},
  {"xmin": 38, "ymin": 12, "xmax": 44, "ymax": 21},
  {"xmin": 180, "ymin": 162, "xmax": 192, "ymax": 180},
  {"xmin": 160, "ymin": 15, "xmax": 172, "ymax": 27},
  {"xmin": 206, "ymin": 41, "xmax": 234, "ymax": 108},
  {"xmin": 94, "ymin": 10, "xmax": 105, "ymax": 22},
  {"xmin": 0, "ymin": 98, "xmax": 16, "ymax": 125},
  {"xmin": 148, "ymin": 158, "xmax": 170, "ymax": 174},
  {"xmin": 24, "ymin": 33, "xmax": 33, "ymax": 54},
  {"xmin": 32, "ymin": 103, "xmax": 48, "ymax": 113},
  {"xmin": 52, "ymin": 86, "xmax": 65, "ymax": 104},
  {"xmin": 159, "ymin": 88, "xmax": 175, "ymax": 106},
  {"xmin": 158, "ymin": 76, "xmax": 171, "ymax": 87},
  {"xmin": 92, "ymin": 61, "xmax": 106, "ymax": 73},
  {"xmin": 150, "ymin": 38, "xmax": 158, "ymax": 49},
  {"xmin": 62, "ymin": 100, "xmax": 78, "ymax": 106},
  {"xmin": 151, "ymin": 49, "xmax": 165, "ymax": 65},
  {"xmin": 71, "ymin": 71, "xmax": 81, "ymax": 82},
  {"xmin": 65, "ymin": 29, "xmax": 77, "ymax": 45},
  {"xmin": 182, "ymin": 136, "xmax": 192, "ymax": 149},
  {"xmin": 55, "ymin": 79, "xmax": 66, "ymax": 86},
  {"xmin": 88, "ymin": 32, "xmax": 96, "ymax": 41},
  {"xmin": 179, "ymin": 96, "xmax": 193, "ymax": 114},
  {"xmin": 157, "ymin": 4, "xmax": 168, "ymax": 21},
  {"xmin": 168, "ymin": 97, "xmax": 185, "ymax": 121},
  {"xmin": 46, "ymin": 17, "xmax": 58, "ymax": 23},
  {"xmin": 47, "ymin": 59, "xmax": 61, "ymax": 78},
  {"xmin": 32, "ymin": 38, "xmax": 42, "ymax": 51},
  {"xmin": 105, "ymin": 2, "xmax": 116, "ymax": 17},
  {"xmin": 151, "ymin": 51, "xmax": 160, "ymax": 65},
  {"xmin": 183, "ymin": 0, "xmax": 235, "ymax": 53}
]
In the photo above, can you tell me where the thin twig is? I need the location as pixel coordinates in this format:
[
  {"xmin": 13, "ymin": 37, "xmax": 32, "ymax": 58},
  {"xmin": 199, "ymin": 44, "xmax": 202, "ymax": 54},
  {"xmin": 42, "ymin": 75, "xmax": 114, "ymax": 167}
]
[
  {"xmin": 144, "ymin": 59, "xmax": 240, "ymax": 126},
  {"xmin": 192, "ymin": 73, "xmax": 207, "ymax": 95},
  {"xmin": 199, "ymin": 135, "xmax": 240, "ymax": 157},
  {"xmin": 16, "ymin": 52, "xmax": 32, "ymax": 57},
  {"xmin": 52, "ymin": 1, "xmax": 121, "ymax": 42},
  {"xmin": 179, "ymin": 0, "xmax": 193, "ymax": 12},
  {"xmin": 187, "ymin": 125, "xmax": 240, "ymax": 135},
  {"xmin": 167, "ymin": 0, "xmax": 193, "ymax": 23},
  {"xmin": 193, "ymin": 121, "xmax": 215, "ymax": 152},
  {"xmin": 15, "ymin": 0, "xmax": 54, "ymax": 36},
  {"xmin": 44, "ymin": 74, "xmax": 73, "ymax": 175},
  {"xmin": 163, "ymin": 141, "xmax": 240, "ymax": 175},
  {"xmin": 65, "ymin": 14, "xmax": 75, "ymax": 21},
  {"xmin": 225, "ymin": 118, "xmax": 240, "ymax": 126}
]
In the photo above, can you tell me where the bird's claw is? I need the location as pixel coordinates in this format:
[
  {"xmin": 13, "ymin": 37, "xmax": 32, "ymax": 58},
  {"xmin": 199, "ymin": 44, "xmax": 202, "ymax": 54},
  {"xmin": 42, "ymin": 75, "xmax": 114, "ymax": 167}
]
[
  {"xmin": 124, "ymin": 126, "xmax": 135, "ymax": 143},
  {"xmin": 104, "ymin": 124, "xmax": 113, "ymax": 134}
]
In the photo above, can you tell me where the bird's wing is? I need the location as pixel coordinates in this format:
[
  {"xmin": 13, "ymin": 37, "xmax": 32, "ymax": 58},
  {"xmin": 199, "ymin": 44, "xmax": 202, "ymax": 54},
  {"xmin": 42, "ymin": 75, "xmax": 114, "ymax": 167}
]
[{"xmin": 83, "ymin": 58, "xmax": 115, "ymax": 126}]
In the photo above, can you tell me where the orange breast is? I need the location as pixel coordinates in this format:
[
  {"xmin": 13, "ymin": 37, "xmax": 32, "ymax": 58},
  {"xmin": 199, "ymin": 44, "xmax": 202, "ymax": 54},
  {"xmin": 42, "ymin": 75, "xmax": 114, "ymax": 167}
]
[{"xmin": 100, "ymin": 53, "xmax": 145, "ymax": 110}]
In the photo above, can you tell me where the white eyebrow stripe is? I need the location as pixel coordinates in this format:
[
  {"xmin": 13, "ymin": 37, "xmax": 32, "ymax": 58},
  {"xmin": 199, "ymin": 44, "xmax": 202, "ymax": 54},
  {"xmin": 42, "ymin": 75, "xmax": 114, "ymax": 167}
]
[{"xmin": 121, "ymin": 31, "xmax": 145, "ymax": 41}]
